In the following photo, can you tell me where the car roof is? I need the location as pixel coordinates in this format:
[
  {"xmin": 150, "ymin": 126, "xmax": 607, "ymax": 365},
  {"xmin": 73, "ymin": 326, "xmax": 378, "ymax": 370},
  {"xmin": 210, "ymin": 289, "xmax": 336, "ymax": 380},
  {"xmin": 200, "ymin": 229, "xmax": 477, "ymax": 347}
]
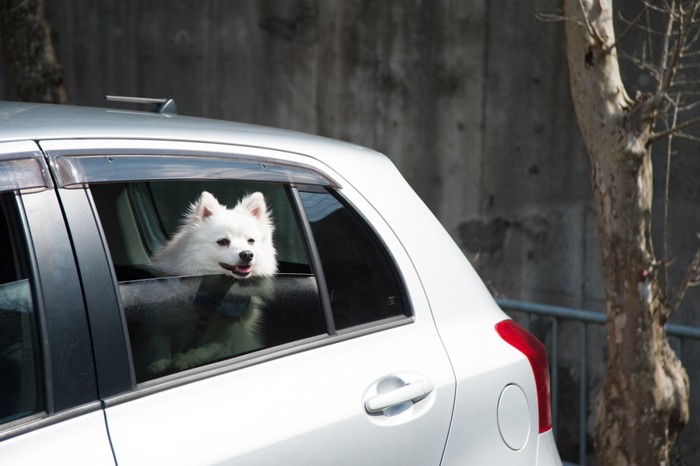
[{"xmin": 0, "ymin": 101, "xmax": 378, "ymax": 164}]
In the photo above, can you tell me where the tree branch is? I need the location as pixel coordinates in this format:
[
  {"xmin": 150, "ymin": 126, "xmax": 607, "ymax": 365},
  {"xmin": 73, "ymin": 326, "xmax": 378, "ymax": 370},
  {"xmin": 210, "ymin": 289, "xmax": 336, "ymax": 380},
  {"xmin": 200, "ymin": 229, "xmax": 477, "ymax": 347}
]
[
  {"xmin": 613, "ymin": 5, "xmax": 653, "ymax": 55},
  {"xmin": 650, "ymin": 114, "xmax": 700, "ymax": 142},
  {"xmin": 673, "ymin": 131, "xmax": 700, "ymax": 143},
  {"xmin": 662, "ymin": 95, "xmax": 679, "ymax": 299},
  {"xmin": 669, "ymin": 238, "xmax": 700, "ymax": 314},
  {"xmin": 619, "ymin": 49, "xmax": 660, "ymax": 81},
  {"xmin": 655, "ymin": 0, "xmax": 679, "ymax": 103}
]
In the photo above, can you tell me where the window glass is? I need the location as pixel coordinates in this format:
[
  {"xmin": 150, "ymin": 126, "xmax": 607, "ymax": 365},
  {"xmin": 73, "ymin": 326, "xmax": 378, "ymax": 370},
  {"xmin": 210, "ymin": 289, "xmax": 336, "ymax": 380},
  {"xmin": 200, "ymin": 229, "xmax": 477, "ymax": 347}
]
[
  {"xmin": 0, "ymin": 195, "xmax": 43, "ymax": 423},
  {"xmin": 91, "ymin": 181, "xmax": 325, "ymax": 382},
  {"xmin": 299, "ymin": 189, "xmax": 408, "ymax": 329}
]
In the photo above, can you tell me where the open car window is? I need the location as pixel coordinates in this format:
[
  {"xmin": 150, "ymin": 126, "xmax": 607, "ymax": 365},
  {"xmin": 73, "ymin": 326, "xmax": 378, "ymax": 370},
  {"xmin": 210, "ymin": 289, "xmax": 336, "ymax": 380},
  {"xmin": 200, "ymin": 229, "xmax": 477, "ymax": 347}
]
[
  {"xmin": 92, "ymin": 181, "xmax": 311, "ymax": 279},
  {"xmin": 91, "ymin": 181, "xmax": 325, "ymax": 383}
]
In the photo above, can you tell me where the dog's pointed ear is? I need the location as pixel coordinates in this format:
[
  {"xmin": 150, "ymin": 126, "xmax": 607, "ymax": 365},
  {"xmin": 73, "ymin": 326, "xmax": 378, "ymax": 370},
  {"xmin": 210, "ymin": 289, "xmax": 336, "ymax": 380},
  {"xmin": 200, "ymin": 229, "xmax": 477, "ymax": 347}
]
[
  {"xmin": 191, "ymin": 191, "xmax": 221, "ymax": 222},
  {"xmin": 239, "ymin": 192, "xmax": 269, "ymax": 220}
]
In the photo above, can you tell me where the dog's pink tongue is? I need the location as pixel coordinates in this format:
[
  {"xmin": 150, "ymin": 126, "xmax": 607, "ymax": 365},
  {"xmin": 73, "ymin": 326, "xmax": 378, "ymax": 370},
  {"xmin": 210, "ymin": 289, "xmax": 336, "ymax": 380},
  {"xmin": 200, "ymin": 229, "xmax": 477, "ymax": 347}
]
[{"xmin": 235, "ymin": 265, "xmax": 253, "ymax": 275}]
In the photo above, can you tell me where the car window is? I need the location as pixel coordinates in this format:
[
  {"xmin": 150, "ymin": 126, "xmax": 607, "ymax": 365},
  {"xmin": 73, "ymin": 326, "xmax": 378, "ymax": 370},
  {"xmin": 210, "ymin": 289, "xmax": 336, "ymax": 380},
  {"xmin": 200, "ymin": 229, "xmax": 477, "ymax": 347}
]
[
  {"xmin": 91, "ymin": 181, "xmax": 326, "ymax": 382},
  {"xmin": 0, "ymin": 194, "xmax": 43, "ymax": 424},
  {"xmin": 90, "ymin": 176, "xmax": 410, "ymax": 383},
  {"xmin": 298, "ymin": 188, "xmax": 408, "ymax": 329}
]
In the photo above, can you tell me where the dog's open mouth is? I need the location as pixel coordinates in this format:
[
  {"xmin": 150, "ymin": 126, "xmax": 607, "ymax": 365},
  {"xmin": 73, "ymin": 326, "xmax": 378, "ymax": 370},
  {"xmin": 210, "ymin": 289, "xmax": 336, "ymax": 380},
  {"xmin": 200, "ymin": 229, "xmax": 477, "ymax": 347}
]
[{"xmin": 219, "ymin": 262, "xmax": 253, "ymax": 277}]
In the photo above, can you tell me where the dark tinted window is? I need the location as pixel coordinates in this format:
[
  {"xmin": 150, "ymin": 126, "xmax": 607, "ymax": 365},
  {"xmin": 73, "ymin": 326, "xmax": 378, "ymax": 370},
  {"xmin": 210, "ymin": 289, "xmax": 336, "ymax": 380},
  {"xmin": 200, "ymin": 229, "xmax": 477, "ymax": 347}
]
[
  {"xmin": 299, "ymin": 190, "xmax": 408, "ymax": 329},
  {"xmin": 0, "ymin": 195, "xmax": 43, "ymax": 423}
]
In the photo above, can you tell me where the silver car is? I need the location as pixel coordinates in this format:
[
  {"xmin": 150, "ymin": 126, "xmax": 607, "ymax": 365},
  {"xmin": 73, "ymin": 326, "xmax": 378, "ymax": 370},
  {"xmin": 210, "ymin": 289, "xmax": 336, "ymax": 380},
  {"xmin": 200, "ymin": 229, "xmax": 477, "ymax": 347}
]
[{"xmin": 0, "ymin": 100, "xmax": 562, "ymax": 465}]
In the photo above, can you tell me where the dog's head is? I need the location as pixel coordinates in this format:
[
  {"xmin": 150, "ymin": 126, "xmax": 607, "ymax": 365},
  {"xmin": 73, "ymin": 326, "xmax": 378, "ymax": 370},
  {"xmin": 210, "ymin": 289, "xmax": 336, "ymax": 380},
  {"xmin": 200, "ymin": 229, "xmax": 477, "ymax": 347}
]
[{"xmin": 186, "ymin": 191, "xmax": 277, "ymax": 279}]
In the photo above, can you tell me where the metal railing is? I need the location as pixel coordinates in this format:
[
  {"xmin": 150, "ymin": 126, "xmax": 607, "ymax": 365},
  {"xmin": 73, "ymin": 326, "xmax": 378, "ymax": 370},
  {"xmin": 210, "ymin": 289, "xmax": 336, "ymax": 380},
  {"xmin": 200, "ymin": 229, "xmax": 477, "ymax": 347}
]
[{"xmin": 496, "ymin": 298, "xmax": 700, "ymax": 466}]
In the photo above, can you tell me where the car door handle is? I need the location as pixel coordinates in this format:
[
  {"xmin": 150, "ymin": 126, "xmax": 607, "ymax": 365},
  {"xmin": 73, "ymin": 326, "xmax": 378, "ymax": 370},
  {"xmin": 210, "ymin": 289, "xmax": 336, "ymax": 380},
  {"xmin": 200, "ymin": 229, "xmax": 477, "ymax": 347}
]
[{"xmin": 364, "ymin": 377, "xmax": 434, "ymax": 414}]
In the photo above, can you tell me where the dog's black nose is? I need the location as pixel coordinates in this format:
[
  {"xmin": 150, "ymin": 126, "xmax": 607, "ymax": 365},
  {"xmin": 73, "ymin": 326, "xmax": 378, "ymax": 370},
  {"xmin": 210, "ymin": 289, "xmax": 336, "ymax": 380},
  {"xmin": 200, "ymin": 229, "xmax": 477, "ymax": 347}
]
[{"xmin": 239, "ymin": 250, "xmax": 254, "ymax": 263}]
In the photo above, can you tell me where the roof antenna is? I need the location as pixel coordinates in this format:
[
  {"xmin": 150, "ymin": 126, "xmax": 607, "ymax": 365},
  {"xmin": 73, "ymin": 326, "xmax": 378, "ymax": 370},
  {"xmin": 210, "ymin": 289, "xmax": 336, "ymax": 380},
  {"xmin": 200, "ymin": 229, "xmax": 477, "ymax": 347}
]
[{"xmin": 105, "ymin": 95, "xmax": 178, "ymax": 115}]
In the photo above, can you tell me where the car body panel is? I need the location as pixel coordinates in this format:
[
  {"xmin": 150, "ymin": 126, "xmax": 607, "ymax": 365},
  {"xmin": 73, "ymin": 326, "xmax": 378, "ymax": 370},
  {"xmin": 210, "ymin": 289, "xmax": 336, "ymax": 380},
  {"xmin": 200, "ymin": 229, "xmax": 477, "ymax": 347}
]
[
  {"xmin": 1, "ymin": 409, "xmax": 115, "ymax": 466},
  {"xmin": 105, "ymin": 324, "xmax": 455, "ymax": 466},
  {"xmin": 332, "ymin": 153, "xmax": 550, "ymax": 463}
]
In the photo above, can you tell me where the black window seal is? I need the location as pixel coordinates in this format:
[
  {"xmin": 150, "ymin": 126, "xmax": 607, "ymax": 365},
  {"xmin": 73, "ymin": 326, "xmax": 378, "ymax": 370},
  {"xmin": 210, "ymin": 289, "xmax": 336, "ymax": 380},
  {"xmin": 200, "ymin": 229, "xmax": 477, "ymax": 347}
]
[{"xmin": 287, "ymin": 185, "xmax": 337, "ymax": 336}]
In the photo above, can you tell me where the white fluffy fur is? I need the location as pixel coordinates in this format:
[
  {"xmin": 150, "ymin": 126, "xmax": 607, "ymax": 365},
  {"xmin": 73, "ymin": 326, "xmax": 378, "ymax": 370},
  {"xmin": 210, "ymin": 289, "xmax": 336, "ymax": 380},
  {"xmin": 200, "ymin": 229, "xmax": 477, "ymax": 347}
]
[
  {"xmin": 151, "ymin": 191, "xmax": 277, "ymax": 278},
  {"xmin": 145, "ymin": 191, "xmax": 277, "ymax": 374}
]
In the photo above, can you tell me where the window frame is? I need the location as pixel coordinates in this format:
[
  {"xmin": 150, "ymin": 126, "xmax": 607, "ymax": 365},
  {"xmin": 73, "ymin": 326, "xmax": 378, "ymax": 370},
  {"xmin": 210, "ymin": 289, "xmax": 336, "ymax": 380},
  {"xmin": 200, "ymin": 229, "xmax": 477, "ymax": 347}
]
[
  {"xmin": 42, "ymin": 139, "xmax": 341, "ymax": 189},
  {"xmin": 41, "ymin": 140, "xmax": 414, "ymax": 404},
  {"xmin": 292, "ymin": 185, "xmax": 413, "ymax": 333},
  {"xmin": 0, "ymin": 141, "xmax": 100, "ymax": 441},
  {"xmin": 0, "ymin": 141, "xmax": 53, "ymax": 192}
]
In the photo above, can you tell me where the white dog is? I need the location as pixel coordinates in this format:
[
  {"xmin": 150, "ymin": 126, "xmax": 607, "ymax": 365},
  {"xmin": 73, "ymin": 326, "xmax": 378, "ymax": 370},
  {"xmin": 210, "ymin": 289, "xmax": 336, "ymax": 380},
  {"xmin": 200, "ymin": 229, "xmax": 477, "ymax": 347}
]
[
  {"xmin": 145, "ymin": 191, "xmax": 277, "ymax": 374},
  {"xmin": 151, "ymin": 191, "xmax": 277, "ymax": 279}
]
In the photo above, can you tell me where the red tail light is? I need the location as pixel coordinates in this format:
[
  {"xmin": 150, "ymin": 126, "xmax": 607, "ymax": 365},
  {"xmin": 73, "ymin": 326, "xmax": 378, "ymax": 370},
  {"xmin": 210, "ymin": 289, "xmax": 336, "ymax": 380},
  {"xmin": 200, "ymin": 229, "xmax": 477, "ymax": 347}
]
[{"xmin": 495, "ymin": 319, "xmax": 552, "ymax": 433}]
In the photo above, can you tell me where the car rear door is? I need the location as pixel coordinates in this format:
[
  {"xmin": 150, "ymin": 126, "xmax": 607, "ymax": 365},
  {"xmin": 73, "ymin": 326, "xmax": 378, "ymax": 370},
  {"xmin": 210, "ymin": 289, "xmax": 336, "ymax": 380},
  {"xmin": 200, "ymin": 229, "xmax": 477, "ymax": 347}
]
[
  {"xmin": 0, "ymin": 141, "xmax": 115, "ymax": 465},
  {"xmin": 43, "ymin": 139, "xmax": 456, "ymax": 466}
]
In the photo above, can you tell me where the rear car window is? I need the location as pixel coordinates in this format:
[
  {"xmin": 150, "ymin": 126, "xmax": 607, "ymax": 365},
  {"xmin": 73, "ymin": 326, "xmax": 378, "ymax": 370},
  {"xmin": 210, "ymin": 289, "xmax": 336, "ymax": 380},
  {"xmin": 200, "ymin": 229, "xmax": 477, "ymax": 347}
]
[
  {"xmin": 298, "ymin": 189, "xmax": 407, "ymax": 329},
  {"xmin": 0, "ymin": 194, "xmax": 43, "ymax": 424}
]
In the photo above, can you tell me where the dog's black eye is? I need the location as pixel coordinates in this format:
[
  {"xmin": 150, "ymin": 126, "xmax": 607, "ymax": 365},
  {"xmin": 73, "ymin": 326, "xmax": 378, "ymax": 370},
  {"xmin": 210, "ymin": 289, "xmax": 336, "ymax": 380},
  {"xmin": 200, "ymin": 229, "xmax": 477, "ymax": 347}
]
[
  {"xmin": 247, "ymin": 238, "xmax": 255, "ymax": 245},
  {"xmin": 217, "ymin": 238, "xmax": 230, "ymax": 247}
]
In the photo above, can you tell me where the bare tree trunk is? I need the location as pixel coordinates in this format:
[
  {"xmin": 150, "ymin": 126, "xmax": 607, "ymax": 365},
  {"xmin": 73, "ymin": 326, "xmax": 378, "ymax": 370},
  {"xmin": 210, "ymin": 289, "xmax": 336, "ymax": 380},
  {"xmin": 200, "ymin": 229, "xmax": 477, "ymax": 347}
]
[
  {"xmin": 564, "ymin": 1, "xmax": 689, "ymax": 465},
  {"xmin": 0, "ymin": 0, "xmax": 68, "ymax": 103}
]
